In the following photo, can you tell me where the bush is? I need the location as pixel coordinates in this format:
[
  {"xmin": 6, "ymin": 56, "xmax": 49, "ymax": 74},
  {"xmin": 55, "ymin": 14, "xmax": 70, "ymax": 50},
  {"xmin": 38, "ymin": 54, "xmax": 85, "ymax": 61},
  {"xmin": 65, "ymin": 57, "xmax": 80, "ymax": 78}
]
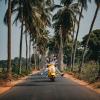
[
  {"xmin": 64, "ymin": 66, "xmax": 71, "ymax": 72},
  {"xmin": 80, "ymin": 61, "xmax": 99, "ymax": 83}
]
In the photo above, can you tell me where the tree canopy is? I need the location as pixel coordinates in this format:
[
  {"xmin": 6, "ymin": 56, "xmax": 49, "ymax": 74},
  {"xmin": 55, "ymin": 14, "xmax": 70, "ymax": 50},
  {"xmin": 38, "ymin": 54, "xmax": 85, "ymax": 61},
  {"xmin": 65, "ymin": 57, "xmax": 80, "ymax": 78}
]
[{"xmin": 82, "ymin": 29, "xmax": 100, "ymax": 62}]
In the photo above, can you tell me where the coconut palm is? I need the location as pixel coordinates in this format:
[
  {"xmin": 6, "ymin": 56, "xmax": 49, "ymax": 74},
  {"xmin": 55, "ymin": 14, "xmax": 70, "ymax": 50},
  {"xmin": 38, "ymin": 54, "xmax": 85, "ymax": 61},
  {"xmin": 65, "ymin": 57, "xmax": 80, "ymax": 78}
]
[
  {"xmin": 37, "ymin": 30, "xmax": 49, "ymax": 69},
  {"xmin": 72, "ymin": 0, "xmax": 91, "ymax": 71},
  {"xmin": 52, "ymin": 0, "xmax": 79, "ymax": 71},
  {"xmin": 4, "ymin": 0, "xmax": 53, "ymax": 72},
  {"xmin": 79, "ymin": 0, "xmax": 100, "ymax": 73},
  {"xmin": 24, "ymin": 0, "xmax": 53, "ymax": 70},
  {"xmin": 29, "ymin": 34, "xmax": 32, "ymax": 70},
  {"xmin": 3, "ymin": 0, "xmax": 12, "ymax": 79},
  {"xmin": 7, "ymin": 0, "xmax": 12, "ymax": 79},
  {"xmin": 70, "ymin": 22, "xmax": 75, "ymax": 71},
  {"xmin": 9, "ymin": 0, "xmax": 52, "ymax": 72}
]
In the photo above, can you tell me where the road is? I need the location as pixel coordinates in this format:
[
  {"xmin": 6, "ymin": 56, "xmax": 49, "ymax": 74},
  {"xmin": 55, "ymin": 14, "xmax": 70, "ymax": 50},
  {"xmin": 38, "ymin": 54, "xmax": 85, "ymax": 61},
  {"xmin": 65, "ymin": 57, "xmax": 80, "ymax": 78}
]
[{"xmin": 0, "ymin": 72, "xmax": 100, "ymax": 100}]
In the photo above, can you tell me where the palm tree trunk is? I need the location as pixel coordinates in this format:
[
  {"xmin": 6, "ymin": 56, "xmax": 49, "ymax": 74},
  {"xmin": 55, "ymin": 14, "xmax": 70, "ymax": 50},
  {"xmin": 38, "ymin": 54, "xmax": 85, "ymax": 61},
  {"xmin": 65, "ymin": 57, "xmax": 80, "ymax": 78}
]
[
  {"xmin": 18, "ymin": 0, "xmax": 23, "ymax": 74},
  {"xmin": 29, "ymin": 35, "xmax": 31, "ymax": 70},
  {"xmin": 19, "ymin": 20, "xmax": 23, "ymax": 74},
  {"xmin": 35, "ymin": 34, "xmax": 38, "ymax": 70},
  {"xmin": 34, "ymin": 53, "xmax": 36, "ymax": 70},
  {"xmin": 72, "ymin": 5, "xmax": 83, "ymax": 71},
  {"xmin": 7, "ymin": 0, "xmax": 12, "ymax": 80},
  {"xmin": 71, "ymin": 37, "xmax": 74, "ymax": 71},
  {"xmin": 79, "ymin": 6, "xmax": 99, "ymax": 73},
  {"xmin": 98, "ymin": 59, "xmax": 100, "ymax": 79},
  {"xmin": 59, "ymin": 26, "xmax": 63, "ymax": 71},
  {"xmin": 71, "ymin": 22, "xmax": 75, "ymax": 71},
  {"xmin": 25, "ymin": 33, "xmax": 28, "ymax": 71},
  {"xmin": 38, "ymin": 54, "xmax": 41, "ymax": 69},
  {"xmin": 41, "ymin": 53, "xmax": 46, "ymax": 69}
]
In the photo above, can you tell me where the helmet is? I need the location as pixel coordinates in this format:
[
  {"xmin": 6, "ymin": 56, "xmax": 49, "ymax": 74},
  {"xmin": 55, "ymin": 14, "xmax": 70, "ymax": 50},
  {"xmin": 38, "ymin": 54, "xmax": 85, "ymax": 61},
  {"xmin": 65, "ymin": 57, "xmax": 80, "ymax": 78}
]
[
  {"xmin": 47, "ymin": 64, "xmax": 53, "ymax": 67},
  {"xmin": 47, "ymin": 64, "xmax": 51, "ymax": 67}
]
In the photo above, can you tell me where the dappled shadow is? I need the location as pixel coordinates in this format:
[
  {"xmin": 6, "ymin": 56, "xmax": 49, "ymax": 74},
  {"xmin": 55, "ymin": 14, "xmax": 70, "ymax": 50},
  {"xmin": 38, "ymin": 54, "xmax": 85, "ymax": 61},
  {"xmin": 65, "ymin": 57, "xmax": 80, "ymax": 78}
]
[
  {"xmin": 15, "ymin": 83, "xmax": 47, "ymax": 86},
  {"xmin": 14, "ymin": 80, "xmax": 54, "ymax": 87},
  {"xmin": 31, "ymin": 79, "xmax": 51, "ymax": 82}
]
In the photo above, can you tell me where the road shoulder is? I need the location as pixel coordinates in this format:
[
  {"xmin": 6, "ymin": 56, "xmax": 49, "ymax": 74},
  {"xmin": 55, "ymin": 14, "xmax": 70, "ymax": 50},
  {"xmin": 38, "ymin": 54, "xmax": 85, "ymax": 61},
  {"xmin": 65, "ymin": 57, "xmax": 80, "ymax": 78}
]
[
  {"xmin": 0, "ymin": 71, "xmax": 39, "ymax": 95},
  {"xmin": 64, "ymin": 73, "xmax": 100, "ymax": 94}
]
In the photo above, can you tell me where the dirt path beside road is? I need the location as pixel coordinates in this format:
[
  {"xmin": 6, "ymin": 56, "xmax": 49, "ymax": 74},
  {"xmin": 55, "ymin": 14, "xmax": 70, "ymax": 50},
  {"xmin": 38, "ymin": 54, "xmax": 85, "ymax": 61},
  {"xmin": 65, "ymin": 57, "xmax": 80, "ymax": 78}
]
[
  {"xmin": 0, "ymin": 71, "xmax": 39, "ymax": 95},
  {"xmin": 64, "ymin": 73, "xmax": 100, "ymax": 94}
]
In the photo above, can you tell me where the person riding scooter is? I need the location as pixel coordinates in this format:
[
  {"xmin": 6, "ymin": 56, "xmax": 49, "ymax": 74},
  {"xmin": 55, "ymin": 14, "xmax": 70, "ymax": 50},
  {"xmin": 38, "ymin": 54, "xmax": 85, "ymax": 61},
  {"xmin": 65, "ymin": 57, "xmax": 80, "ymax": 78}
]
[{"xmin": 47, "ymin": 63, "xmax": 56, "ymax": 81}]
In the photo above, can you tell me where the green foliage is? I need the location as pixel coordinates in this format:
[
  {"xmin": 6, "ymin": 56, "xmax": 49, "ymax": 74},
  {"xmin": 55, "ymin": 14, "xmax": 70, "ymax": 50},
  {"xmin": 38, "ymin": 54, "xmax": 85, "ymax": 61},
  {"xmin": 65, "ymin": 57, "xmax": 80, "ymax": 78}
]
[
  {"xmin": 0, "ymin": 72, "xmax": 6, "ymax": 79},
  {"xmin": 0, "ymin": 61, "xmax": 32, "ymax": 80},
  {"xmin": 79, "ymin": 61, "xmax": 99, "ymax": 83},
  {"xmin": 63, "ymin": 45, "xmax": 71, "ymax": 64},
  {"xmin": 47, "ymin": 36, "xmax": 59, "ymax": 54},
  {"xmin": 82, "ymin": 29, "xmax": 100, "ymax": 62},
  {"xmin": 52, "ymin": 0, "xmax": 79, "ymax": 47},
  {"xmin": 64, "ymin": 66, "xmax": 71, "ymax": 72},
  {"xmin": 61, "ymin": 0, "xmax": 74, "ymax": 6}
]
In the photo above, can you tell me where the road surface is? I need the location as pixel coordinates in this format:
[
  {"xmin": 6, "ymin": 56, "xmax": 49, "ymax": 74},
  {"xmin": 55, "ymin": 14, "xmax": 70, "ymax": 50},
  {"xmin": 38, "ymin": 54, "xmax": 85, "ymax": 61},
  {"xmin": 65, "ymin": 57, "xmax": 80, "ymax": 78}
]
[{"xmin": 0, "ymin": 72, "xmax": 100, "ymax": 100}]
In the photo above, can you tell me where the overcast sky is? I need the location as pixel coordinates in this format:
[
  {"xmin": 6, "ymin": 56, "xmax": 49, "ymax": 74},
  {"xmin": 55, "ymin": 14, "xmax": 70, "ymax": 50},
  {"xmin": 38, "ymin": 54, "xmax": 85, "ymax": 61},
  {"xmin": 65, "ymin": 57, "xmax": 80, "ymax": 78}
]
[{"xmin": 0, "ymin": 0, "xmax": 100, "ymax": 60}]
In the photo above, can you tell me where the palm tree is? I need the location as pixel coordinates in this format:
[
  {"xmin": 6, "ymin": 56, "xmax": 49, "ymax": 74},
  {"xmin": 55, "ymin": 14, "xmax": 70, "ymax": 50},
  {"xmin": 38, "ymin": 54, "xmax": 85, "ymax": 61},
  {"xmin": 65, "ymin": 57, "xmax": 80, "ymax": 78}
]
[
  {"xmin": 37, "ymin": 30, "xmax": 49, "ymax": 69},
  {"xmin": 59, "ymin": 25, "xmax": 64, "ymax": 71},
  {"xmin": 52, "ymin": 0, "xmax": 79, "ymax": 71},
  {"xmin": 29, "ymin": 34, "xmax": 31, "ymax": 70},
  {"xmin": 71, "ymin": 22, "xmax": 75, "ymax": 71},
  {"xmin": 79, "ymin": 0, "xmax": 100, "ymax": 73},
  {"xmin": 31, "ymin": 0, "xmax": 52, "ymax": 69},
  {"xmin": 3, "ymin": 0, "xmax": 12, "ymax": 79},
  {"xmin": 3, "ymin": 0, "xmax": 53, "ymax": 74},
  {"xmin": 7, "ymin": 0, "xmax": 12, "ymax": 79},
  {"xmin": 10, "ymin": 0, "xmax": 25, "ymax": 74},
  {"xmin": 72, "ymin": 0, "xmax": 91, "ymax": 71},
  {"xmin": 25, "ymin": 32, "xmax": 28, "ymax": 70},
  {"xmin": 18, "ymin": 1, "xmax": 24, "ymax": 74},
  {"xmin": 19, "ymin": 19, "xmax": 23, "ymax": 74},
  {"xmin": 11, "ymin": 0, "xmax": 51, "ymax": 72}
]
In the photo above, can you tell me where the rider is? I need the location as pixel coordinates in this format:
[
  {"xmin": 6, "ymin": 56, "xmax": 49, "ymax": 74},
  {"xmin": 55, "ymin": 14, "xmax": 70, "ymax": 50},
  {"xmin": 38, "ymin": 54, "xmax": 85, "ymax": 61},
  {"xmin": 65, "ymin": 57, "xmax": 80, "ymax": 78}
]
[
  {"xmin": 47, "ymin": 63, "xmax": 56, "ymax": 77},
  {"xmin": 47, "ymin": 58, "xmax": 64, "ymax": 77},
  {"xmin": 41, "ymin": 57, "xmax": 64, "ymax": 77}
]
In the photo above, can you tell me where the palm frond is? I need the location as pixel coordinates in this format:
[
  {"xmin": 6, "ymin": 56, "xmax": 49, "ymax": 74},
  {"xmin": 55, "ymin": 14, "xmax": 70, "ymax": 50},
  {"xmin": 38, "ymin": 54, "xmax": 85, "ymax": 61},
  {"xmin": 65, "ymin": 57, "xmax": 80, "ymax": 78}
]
[
  {"xmin": 4, "ymin": 9, "xmax": 8, "ymax": 25},
  {"xmin": 50, "ymin": 4, "xmax": 62, "ymax": 11},
  {"xmin": 60, "ymin": 0, "xmax": 74, "ymax": 6}
]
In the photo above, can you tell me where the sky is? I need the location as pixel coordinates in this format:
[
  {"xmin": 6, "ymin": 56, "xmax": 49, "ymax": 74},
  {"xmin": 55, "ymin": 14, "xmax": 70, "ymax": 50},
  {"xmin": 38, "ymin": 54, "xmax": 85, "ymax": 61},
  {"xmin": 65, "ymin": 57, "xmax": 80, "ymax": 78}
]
[{"xmin": 0, "ymin": 0, "xmax": 100, "ymax": 60}]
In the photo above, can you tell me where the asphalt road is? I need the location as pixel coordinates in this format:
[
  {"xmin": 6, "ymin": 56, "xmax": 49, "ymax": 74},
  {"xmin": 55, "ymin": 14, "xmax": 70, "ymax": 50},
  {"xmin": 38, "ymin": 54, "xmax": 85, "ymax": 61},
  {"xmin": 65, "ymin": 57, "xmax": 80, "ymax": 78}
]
[{"xmin": 0, "ymin": 72, "xmax": 100, "ymax": 100}]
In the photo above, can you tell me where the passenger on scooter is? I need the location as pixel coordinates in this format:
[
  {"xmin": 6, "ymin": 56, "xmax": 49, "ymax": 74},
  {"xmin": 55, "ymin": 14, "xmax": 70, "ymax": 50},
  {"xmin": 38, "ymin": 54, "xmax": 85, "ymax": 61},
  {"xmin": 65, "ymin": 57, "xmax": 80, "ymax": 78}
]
[
  {"xmin": 41, "ymin": 58, "xmax": 64, "ymax": 77},
  {"xmin": 47, "ymin": 63, "xmax": 56, "ymax": 77}
]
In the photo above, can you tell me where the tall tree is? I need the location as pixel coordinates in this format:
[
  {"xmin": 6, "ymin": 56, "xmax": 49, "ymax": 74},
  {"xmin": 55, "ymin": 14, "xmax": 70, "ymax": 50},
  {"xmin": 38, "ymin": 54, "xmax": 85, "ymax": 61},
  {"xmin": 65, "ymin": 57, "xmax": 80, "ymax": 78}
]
[
  {"xmin": 10, "ymin": 0, "xmax": 51, "ymax": 72},
  {"xmin": 59, "ymin": 25, "xmax": 64, "ymax": 71},
  {"xmin": 82, "ymin": 29, "xmax": 100, "ymax": 62},
  {"xmin": 7, "ymin": 0, "xmax": 12, "ymax": 79},
  {"xmin": 29, "ymin": 34, "xmax": 31, "ymax": 70},
  {"xmin": 18, "ymin": 0, "xmax": 24, "ymax": 74},
  {"xmin": 3, "ymin": 0, "xmax": 12, "ymax": 79},
  {"xmin": 81, "ymin": 29, "xmax": 100, "ymax": 79},
  {"xmin": 25, "ymin": 32, "xmax": 28, "ymax": 70},
  {"xmin": 37, "ymin": 30, "xmax": 49, "ymax": 69},
  {"xmin": 71, "ymin": 22, "xmax": 75, "ymax": 71},
  {"xmin": 72, "ymin": 0, "xmax": 91, "ymax": 71},
  {"xmin": 4, "ymin": 0, "xmax": 53, "ymax": 72},
  {"xmin": 52, "ymin": 0, "xmax": 79, "ymax": 71},
  {"xmin": 79, "ymin": 0, "xmax": 100, "ymax": 73},
  {"xmin": 10, "ymin": 0, "xmax": 25, "ymax": 74}
]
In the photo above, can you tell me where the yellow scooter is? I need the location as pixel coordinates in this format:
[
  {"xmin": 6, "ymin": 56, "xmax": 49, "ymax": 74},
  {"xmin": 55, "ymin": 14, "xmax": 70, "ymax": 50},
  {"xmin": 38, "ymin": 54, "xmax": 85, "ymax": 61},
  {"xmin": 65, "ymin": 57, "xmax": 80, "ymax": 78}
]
[
  {"xmin": 48, "ymin": 71, "xmax": 56, "ymax": 82},
  {"xmin": 47, "ymin": 64, "xmax": 56, "ymax": 82}
]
